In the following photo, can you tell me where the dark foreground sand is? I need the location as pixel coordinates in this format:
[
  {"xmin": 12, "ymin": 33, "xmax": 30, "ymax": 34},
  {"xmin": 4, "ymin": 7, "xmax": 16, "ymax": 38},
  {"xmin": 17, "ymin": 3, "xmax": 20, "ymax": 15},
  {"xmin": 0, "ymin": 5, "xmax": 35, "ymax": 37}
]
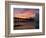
[{"xmin": 14, "ymin": 17, "xmax": 35, "ymax": 30}]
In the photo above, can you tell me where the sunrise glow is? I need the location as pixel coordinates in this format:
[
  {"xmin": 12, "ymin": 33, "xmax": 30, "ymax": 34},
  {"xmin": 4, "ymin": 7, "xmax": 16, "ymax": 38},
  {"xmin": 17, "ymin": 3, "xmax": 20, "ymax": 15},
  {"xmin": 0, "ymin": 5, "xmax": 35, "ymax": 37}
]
[{"xmin": 14, "ymin": 9, "xmax": 36, "ymax": 18}]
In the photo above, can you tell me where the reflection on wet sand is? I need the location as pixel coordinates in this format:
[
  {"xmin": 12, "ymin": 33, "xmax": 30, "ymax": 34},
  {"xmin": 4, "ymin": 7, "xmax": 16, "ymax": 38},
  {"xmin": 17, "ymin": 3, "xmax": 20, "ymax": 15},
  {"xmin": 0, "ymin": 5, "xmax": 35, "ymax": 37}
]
[{"xmin": 14, "ymin": 17, "xmax": 35, "ymax": 30}]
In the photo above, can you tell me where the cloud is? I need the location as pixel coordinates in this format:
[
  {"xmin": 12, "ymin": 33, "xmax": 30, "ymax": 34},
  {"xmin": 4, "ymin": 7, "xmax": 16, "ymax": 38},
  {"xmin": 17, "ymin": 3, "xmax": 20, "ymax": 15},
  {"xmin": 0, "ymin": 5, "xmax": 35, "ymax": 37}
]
[{"xmin": 14, "ymin": 8, "xmax": 38, "ymax": 18}]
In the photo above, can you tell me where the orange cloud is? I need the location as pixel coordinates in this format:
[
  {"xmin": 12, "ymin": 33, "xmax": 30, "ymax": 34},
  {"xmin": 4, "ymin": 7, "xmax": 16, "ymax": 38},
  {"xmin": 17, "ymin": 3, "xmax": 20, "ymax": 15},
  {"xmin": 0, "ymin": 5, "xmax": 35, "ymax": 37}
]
[{"xmin": 14, "ymin": 10, "xmax": 35, "ymax": 18}]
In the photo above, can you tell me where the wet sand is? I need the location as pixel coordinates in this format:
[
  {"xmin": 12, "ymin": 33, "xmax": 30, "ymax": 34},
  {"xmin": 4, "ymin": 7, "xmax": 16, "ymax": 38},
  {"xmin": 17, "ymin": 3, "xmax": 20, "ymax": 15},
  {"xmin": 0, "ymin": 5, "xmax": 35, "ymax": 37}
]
[{"xmin": 14, "ymin": 17, "xmax": 35, "ymax": 30}]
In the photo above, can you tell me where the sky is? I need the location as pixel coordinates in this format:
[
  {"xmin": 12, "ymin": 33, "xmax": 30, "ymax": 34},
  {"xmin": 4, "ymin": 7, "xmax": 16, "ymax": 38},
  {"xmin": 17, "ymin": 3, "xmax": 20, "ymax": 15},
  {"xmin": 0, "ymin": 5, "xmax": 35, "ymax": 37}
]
[{"xmin": 14, "ymin": 8, "xmax": 39, "ymax": 18}]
